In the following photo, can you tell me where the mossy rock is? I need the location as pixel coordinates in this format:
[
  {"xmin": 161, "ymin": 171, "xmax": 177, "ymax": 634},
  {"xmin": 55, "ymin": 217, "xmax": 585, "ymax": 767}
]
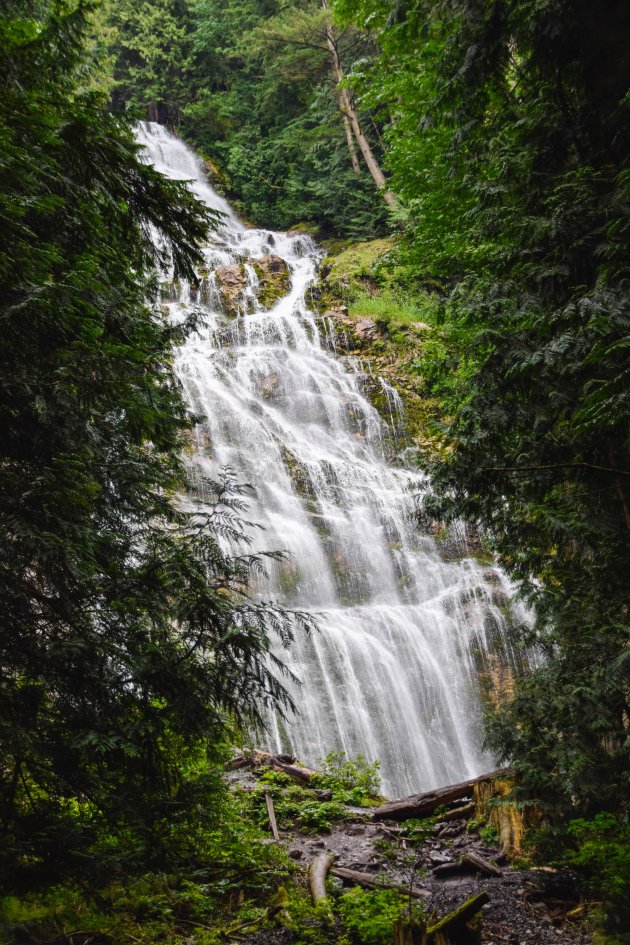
[{"xmin": 252, "ymin": 255, "xmax": 290, "ymax": 309}]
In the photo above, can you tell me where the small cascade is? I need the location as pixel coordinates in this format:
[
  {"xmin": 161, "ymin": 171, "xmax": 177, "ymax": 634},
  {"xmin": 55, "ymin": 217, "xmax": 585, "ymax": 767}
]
[{"xmin": 137, "ymin": 122, "xmax": 525, "ymax": 798}]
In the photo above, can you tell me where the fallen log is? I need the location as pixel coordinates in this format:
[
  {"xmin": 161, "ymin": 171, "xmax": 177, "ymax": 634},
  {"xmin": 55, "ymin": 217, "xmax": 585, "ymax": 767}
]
[
  {"xmin": 427, "ymin": 891, "xmax": 489, "ymax": 945},
  {"xmin": 272, "ymin": 761, "xmax": 315, "ymax": 783},
  {"xmin": 431, "ymin": 852, "xmax": 502, "ymax": 879},
  {"xmin": 225, "ymin": 750, "xmax": 316, "ymax": 783},
  {"xmin": 264, "ymin": 791, "xmax": 280, "ymax": 842},
  {"xmin": 372, "ymin": 770, "xmax": 510, "ymax": 822},
  {"xmin": 460, "ymin": 851, "xmax": 502, "ymax": 878},
  {"xmin": 439, "ymin": 802, "xmax": 475, "ymax": 823},
  {"xmin": 309, "ymin": 852, "xmax": 334, "ymax": 904},
  {"xmin": 332, "ymin": 866, "xmax": 430, "ymax": 900},
  {"xmin": 225, "ymin": 749, "xmax": 277, "ymax": 771}
]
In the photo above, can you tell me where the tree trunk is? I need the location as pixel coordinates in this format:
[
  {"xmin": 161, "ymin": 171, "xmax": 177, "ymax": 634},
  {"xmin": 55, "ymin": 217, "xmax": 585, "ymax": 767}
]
[
  {"xmin": 372, "ymin": 769, "xmax": 510, "ymax": 822},
  {"xmin": 309, "ymin": 852, "xmax": 335, "ymax": 904},
  {"xmin": 321, "ymin": 1, "xmax": 397, "ymax": 206},
  {"xmin": 343, "ymin": 112, "xmax": 362, "ymax": 174}
]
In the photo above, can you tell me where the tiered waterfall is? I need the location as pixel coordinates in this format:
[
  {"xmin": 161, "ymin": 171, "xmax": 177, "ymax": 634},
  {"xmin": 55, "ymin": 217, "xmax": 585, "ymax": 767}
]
[{"xmin": 138, "ymin": 122, "xmax": 523, "ymax": 799}]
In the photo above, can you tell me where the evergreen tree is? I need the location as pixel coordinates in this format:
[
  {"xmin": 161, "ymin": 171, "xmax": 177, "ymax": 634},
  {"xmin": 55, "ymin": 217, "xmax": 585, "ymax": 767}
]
[{"xmin": 0, "ymin": 0, "xmax": 305, "ymax": 887}]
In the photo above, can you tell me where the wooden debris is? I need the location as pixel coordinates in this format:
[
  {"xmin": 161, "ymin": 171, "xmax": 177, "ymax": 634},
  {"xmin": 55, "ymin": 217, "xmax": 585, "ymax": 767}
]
[
  {"xmin": 272, "ymin": 761, "xmax": 315, "ymax": 783},
  {"xmin": 431, "ymin": 852, "xmax": 502, "ymax": 879},
  {"xmin": 372, "ymin": 770, "xmax": 510, "ymax": 822},
  {"xmin": 225, "ymin": 750, "xmax": 316, "ymax": 782},
  {"xmin": 440, "ymin": 802, "xmax": 475, "ymax": 822},
  {"xmin": 394, "ymin": 919, "xmax": 427, "ymax": 945},
  {"xmin": 264, "ymin": 791, "xmax": 280, "ymax": 842},
  {"xmin": 332, "ymin": 866, "xmax": 430, "ymax": 900},
  {"xmin": 460, "ymin": 851, "xmax": 503, "ymax": 877},
  {"xmin": 427, "ymin": 891, "xmax": 489, "ymax": 945},
  {"xmin": 309, "ymin": 852, "xmax": 334, "ymax": 904}
]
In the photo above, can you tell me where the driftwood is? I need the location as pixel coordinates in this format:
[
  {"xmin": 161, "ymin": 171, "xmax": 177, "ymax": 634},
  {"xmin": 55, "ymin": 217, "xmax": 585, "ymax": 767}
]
[
  {"xmin": 309, "ymin": 852, "xmax": 334, "ymax": 904},
  {"xmin": 332, "ymin": 866, "xmax": 430, "ymax": 900},
  {"xmin": 264, "ymin": 791, "xmax": 280, "ymax": 842},
  {"xmin": 427, "ymin": 891, "xmax": 489, "ymax": 945},
  {"xmin": 372, "ymin": 770, "xmax": 510, "ymax": 822}
]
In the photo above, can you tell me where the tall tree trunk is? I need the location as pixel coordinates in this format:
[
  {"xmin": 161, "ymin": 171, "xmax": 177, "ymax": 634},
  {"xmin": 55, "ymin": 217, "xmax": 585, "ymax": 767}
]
[
  {"xmin": 321, "ymin": 1, "xmax": 397, "ymax": 206},
  {"xmin": 343, "ymin": 112, "xmax": 361, "ymax": 175}
]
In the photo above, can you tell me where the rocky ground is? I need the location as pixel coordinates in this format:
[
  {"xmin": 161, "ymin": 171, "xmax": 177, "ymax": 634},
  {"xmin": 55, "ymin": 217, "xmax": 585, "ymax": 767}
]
[{"xmin": 228, "ymin": 766, "xmax": 592, "ymax": 945}]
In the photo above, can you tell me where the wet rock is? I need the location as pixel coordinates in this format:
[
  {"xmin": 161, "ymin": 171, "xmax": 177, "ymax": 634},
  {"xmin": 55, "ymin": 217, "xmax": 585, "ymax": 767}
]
[
  {"xmin": 260, "ymin": 373, "xmax": 280, "ymax": 398},
  {"xmin": 252, "ymin": 255, "xmax": 290, "ymax": 309},
  {"xmin": 215, "ymin": 262, "xmax": 247, "ymax": 315}
]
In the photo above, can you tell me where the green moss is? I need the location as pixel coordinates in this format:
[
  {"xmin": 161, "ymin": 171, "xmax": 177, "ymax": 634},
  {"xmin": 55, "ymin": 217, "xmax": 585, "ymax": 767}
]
[
  {"xmin": 252, "ymin": 260, "xmax": 290, "ymax": 308},
  {"xmin": 322, "ymin": 238, "xmax": 395, "ymax": 294}
]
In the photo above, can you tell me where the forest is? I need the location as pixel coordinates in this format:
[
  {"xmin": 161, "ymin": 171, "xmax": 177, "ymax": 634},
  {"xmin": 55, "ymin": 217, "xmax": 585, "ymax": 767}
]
[{"xmin": 1, "ymin": 1, "xmax": 629, "ymax": 944}]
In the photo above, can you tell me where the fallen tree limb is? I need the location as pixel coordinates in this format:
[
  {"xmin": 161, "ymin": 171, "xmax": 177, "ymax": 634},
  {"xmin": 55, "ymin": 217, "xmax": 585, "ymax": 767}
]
[
  {"xmin": 332, "ymin": 866, "xmax": 430, "ymax": 900},
  {"xmin": 309, "ymin": 852, "xmax": 335, "ymax": 904},
  {"xmin": 372, "ymin": 770, "xmax": 511, "ymax": 822},
  {"xmin": 460, "ymin": 851, "xmax": 502, "ymax": 877},
  {"xmin": 432, "ymin": 852, "xmax": 502, "ymax": 879},
  {"xmin": 439, "ymin": 802, "xmax": 475, "ymax": 823},
  {"xmin": 264, "ymin": 791, "xmax": 280, "ymax": 842}
]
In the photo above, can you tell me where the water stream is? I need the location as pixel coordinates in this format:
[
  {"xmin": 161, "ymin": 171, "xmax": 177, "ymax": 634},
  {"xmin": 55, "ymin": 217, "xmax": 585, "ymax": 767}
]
[{"xmin": 138, "ymin": 121, "xmax": 523, "ymax": 798}]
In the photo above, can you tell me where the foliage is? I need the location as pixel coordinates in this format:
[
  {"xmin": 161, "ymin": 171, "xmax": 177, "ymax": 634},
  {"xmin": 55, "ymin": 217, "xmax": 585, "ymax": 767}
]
[
  {"xmin": 562, "ymin": 814, "xmax": 630, "ymax": 938},
  {"xmin": 311, "ymin": 751, "xmax": 381, "ymax": 805},
  {"xmin": 0, "ymin": 0, "xmax": 311, "ymax": 890},
  {"xmin": 336, "ymin": 0, "xmax": 630, "ymax": 836},
  {"xmin": 337, "ymin": 886, "xmax": 425, "ymax": 945},
  {"xmin": 246, "ymin": 752, "xmax": 380, "ymax": 834},
  {"xmin": 103, "ymin": 0, "xmax": 389, "ymax": 236}
]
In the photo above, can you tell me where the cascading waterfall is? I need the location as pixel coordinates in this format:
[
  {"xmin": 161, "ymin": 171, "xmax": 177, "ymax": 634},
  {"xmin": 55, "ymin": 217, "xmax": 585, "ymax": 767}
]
[{"xmin": 138, "ymin": 122, "xmax": 524, "ymax": 798}]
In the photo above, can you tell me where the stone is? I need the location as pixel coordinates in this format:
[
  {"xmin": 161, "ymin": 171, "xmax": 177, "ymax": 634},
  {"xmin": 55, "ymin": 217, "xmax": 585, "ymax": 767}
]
[
  {"xmin": 429, "ymin": 851, "xmax": 453, "ymax": 866},
  {"xmin": 215, "ymin": 262, "xmax": 247, "ymax": 315},
  {"xmin": 315, "ymin": 789, "xmax": 333, "ymax": 802},
  {"xmin": 354, "ymin": 318, "xmax": 377, "ymax": 340},
  {"xmin": 252, "ymin": 254, "xmax": 290, "ymax": 308}
]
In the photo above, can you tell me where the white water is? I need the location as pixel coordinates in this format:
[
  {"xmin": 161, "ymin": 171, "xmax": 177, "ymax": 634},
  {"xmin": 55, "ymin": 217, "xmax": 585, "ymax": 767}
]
[{"xmin": 138, "ymin": 122, "xmax": 523, "ymax": 798}]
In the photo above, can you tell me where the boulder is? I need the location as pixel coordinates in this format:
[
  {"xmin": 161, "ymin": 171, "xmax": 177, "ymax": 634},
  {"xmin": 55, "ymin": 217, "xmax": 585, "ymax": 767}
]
[
  {"xmin": 354, "ymin": 318, "xmax": 378, "ymax": 340},
  {"xmin": 252, "ymin": 254, "xmax": 290, "ymax": 308},
  {"xmin": 215, "ymin": 262, "xmax": 247, "ymax": 315}
]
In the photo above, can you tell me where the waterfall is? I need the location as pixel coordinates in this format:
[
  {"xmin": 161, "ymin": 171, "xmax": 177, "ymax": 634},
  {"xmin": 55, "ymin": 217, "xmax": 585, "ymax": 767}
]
[{"xmin": 137, "ymin": 122, "xmax": 524, "ymax": 798}]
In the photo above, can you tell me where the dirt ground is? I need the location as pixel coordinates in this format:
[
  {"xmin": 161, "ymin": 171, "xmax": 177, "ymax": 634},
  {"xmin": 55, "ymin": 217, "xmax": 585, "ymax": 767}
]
[{"xmin": 228, "ymin": 768, "xmax": 592, "ymax": 945}]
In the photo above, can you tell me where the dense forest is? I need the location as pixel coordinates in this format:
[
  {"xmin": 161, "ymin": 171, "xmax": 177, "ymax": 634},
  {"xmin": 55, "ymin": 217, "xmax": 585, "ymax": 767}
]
[{"xmin": 1, "ymin": 1, "xmax": 629, "ymax": 944}]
